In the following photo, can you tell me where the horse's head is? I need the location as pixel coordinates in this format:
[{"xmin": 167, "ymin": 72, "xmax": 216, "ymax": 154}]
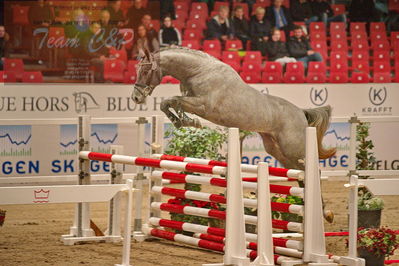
[{"xmin": 132, "ymin": 49, "xmax": 161, "ymax": 104}]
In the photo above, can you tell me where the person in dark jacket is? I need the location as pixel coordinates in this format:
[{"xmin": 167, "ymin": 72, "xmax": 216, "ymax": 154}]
[
  {"xmin": 141, "ymin": 14, "xmax": 158, "ymax": 42},
  {"xmin": 265, "ymin": 28, "xmax": 296, "ymax": 65},
  {"xmin": 348, "ymin": 0, "xmax": 378, "ymax": 23},
  {"xmin": 127, "ymin": 0, "xmax": 149, "ymax": 30},
  {"xmin": 160, "ymin": 0, "xmax": 175, "ymax": 20},
  {"xmin": 287, "ymin": 25, "xmax": 322, "ymax": 68},
  {"xmin": 232, "ymin": 5, "xmax": 250, "ymax": 48},
  {"xmin": 104, "ymin": 0, "xmax": 125, "ymax": 27},
  {"xmin": 0, "ymin": 25, "xmax": 11, "ymax": 70},
  {"xmin": 290, "ymin": 0, "xmax": 319, "ymax": 26},
  {"xmin": 207, "ymin": 5, "xmax": 235, "ymax": 42},
  {"xmin": 266, "ymin": 0, "xmax": 294, "ymax": 39},
  {"xmin": 159, "ymin": 16, "xmax": 182, "ymax": 47},
  {"xmin": 250, "ymin": 7, "xmax": 271, "ymax": 55},
  {"xmin": 312, "ymin": 0, "xmax": 346, "ymax": 26}
]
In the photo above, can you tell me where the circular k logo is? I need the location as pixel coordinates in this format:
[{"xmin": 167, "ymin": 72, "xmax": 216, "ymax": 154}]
[
  {"xmin": 310, "ymin": 87, "xmax": 328, "ymax": 106},
  {"xmin": 369, "ymin": 87, "xmax": 387, "ymax": 106}
]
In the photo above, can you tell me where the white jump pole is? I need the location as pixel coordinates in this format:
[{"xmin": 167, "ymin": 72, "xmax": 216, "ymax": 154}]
[
  {"xmin": 133, "ymin": 117, "xmax": 148, "ymax": 241},
  {"xmin": 250, "ymin": 162, "xmax": 273, "ymax": 266},
  {"xmin": 204, "ymin": 128, "xmax": 250, "ymax": 266},
  {"xmin": 107, "ymin": 145, "xmax": 124, "ymax": 241},
  {"xmin": 348, "ymin": 116, "xmax": 359, "ymax": 176},
  {"xmin": 303, "ymin": 127, "xmax": 336, "ymax": 265},
  {"xmin": 146, "ymin": 115, "xmax": 164, "ymax": 233}
]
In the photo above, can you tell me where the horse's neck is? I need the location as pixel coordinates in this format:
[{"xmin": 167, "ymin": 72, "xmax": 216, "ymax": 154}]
[{"xmin": 160, "ymin": 50, "xmax": 205, "ymax": 81}]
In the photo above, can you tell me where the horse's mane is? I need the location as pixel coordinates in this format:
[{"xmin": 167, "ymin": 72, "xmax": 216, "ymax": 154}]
[{"xmin": 159, "ymin": 46, "xmax": 219, "ymax": 61}]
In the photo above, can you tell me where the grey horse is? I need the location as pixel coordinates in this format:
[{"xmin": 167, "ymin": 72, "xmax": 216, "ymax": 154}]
[{"xmin": 132, "ymin": 47, "xmax": 336, "ymax": 222}]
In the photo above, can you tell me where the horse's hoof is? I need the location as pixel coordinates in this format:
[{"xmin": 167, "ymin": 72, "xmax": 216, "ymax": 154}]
[
  {"xmin": 323, "ymin": 209, "xmax": 334, "ymax": 223},
  {"xmin": 173, "ymin": 120, "xmax": 182, "ymax": 129}
]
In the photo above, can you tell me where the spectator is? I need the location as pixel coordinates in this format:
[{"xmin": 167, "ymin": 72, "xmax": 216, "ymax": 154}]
[
  {"xmin": 287, "ymin": 25, "xmax": 322, "ymax": 68},
  {"xmin": 159, "ymin": 16, "xmax": 182, "ymax": 47},
  {"xmin": 207, "ymin": 5, "xmax": 235, "ymax": 42},
  {"xmin": 100, "ymin": 10, "xmax": 113, "ymax": 38},
  {"xmin": 266, "ymin": 0, "xmax": 294, "ymax": 38},
  {"xmin": 132, "ymin": 24, "xmax": 159, "ymax": 59},
  {"xmin": 80, "ymin": 23, "xmax": 110, "ymax": 82},
  {"xmin": 232, "ymin": 5, "xmax": 250, "ymax": 48},
  {"xmin": 141, "ymin": 14, "xmax": 158, "ymax": 42},
  {"xmin": 100, "ymin": 10, "xmax": 125, "ymax": 50},
  {"xmin": 312, "ymin": 0, "xmax": 346, "ymax": 26},
  {"xmin": 160, "ymin": 0, "xmax": 175, "ymax": 20},
  {"xmin": 127, "ymin": 0, "xmax": 148, "ymax": 30},
  {"xmin": 250, "ymin": 7, "xmax": 271, "ymax": 56},
  {"xmin": 265, "ymin": 28, "xmax": 296, "ymax": 66},
  {"xmin": 105, "ymin": 0, "xmax": 125, "ymax": 27},
  {"xmin": 290, "ymin": 0, "xmax": 319, "ymax": 27},
  {"xmin": 348, "ymin": 0, "xmax": 378, "ymax": 23},
  {"xmin": 0, "ymin": 25, "xmax": 11, "ymax": 70}
]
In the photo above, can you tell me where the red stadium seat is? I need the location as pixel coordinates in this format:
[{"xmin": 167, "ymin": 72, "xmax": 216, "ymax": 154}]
[
  {"xmin": 225, "ymin": 40, "xmax": 243, "ymax": 50},
  {"xmin": 373, "ymin": 61, "xmax": 391, "ymax": 73},
  {"xmin": 214, "ymin": 1, "xmax": 229, "ymax": 11},
  {"xmin": 370, "ymin": 22, "xmax": 387, "ymax": 33},
  {"xmin": 150, "ymin": 20, "xmax": 160, "ymax": 32},
  {"xmin": 182, "ymin": 39, "xmax": 201, "ymax": 50},
  {"xmin": 306, "ymin": 62, "xmax": 326, "ymax": 83},
  {"xmin": 351, "ymin": 51, "xmax": 370, "ymax": 73},
  {"xmin": 189, "ymin": 10, "xmax": 208, "ymax": 22},
  {"xmin": 243, "ymin": 51, "xmax": 262, "ymax": 63},
  {"xmin": 48, "ymin": 27, "xmax": 66, "ymax": 46},
  {"xmin": 330, "ymin": 31, "xmax": 347, "ymax": 42},
  {"xmin": 329, "ymin": 71, "xmax": 348, "ymax": 83},
  {"xmin": 370, "ymin": 32, "xmax": 388, "ymax": 44},
  {"xmin": 311, "ymin": 40, "xmax": 328, "ymax": 60},
  {"xmin": 284, "ymin": 62, "xmax": 305, "ymax": 83},
  {"xmin": 222, "ymin": 51, "xmax": 241, "ymax": 63},
  {"xmin": 109, "ymin": 47, "xmax": 128, "ymax": 65},
  {"xmin": 191, "ymin": 2, "xmax": 208, "ymax": 14},
  {"xmin": 203, "ymin": 40, "xmax": 222, "ymax": 52},
  {"xmin": 104, "ymin": 60, "xmax": 125, "ymax": 83},
  {"xmin": 389, "ymin": 0, "xmax": 399, "ymax": 12},
  {"xmin": 186, "ymin": 19, "xmax": 207, "ymax": 30},
  {"xmin": 12, "ymin": 5, "xmax": 30, "ymax": 25},
  {"xmin": 331, "ymin": 4, "xmax": 345, "ymax": 15},
  {"xmin": 262, "ymin": 61, "xmax": 283, "ymax": 83},
  {"xmin": 4, "ymin": 59, "xmax": 24, "ymax": 80},
  {"xmin": 391, "ymin": 31, "xmax": 399, "ymax": 50},
  {"xmin": 119, "ymin": 28, "xmax": 134, "ymax": 50},
  {"xmin": 224, "ymin": 60, "xmax": 242, "ymax": 72},
  {"xmin": 240, "ymin": 71, "xmax": 261, "ymax": 83},
  {"xmin": 22, "ymin": 72, "xmax": 43, "ymax": 83},
  {"xmin": 256, "ymin": 0, "xmax": 271, "ymax": 6},
  {"xmin": 373, "ymin": 51, "xmax": 391, "ymax": 62},
  {"xmin": 351, "ymin": 72, "xmax": 370, "ymax": 83},
  {"xmin": 124, "ymin": 71, "xmax": 137, "ymax": 84},
  {"xmin": 351, "ymin": 39, "xmax": 370, "ymax": 51},
  {"xmin": 330, "ymin": 51, "xmax": 348, "ymax": 65},
  {"xmin": 0, "ymin": 71, "xmax": 17, "ymax": 83},
  {"xmin": 310, "ymin": 31, "xmax": 327, "ymax": 42},
  {"xmin": 372, "ymin": 40, "xmax": 391, "ymax": 51},
  {"xmin": 330, "ymin": 40, "xmax": 348, "ymax": 52},
  {"xmin": 183, "ymin": 29, "xmax": 203, "ymax": 41},
  {"xmin": 373, "ymin": 72, "xmax": 391, "ymax": 83},
  {"xmin": 261, "ymin": 72, "xmax": 282, "ymax": 83},
  {"xmin": 350, "ymin": 22, "xmax": 367, "ymax": 34},
  {"xmin": 172, "ymin": 20, "xmax": 185, "ymax": 31},
  {"xmin": 175, "ymin": 10, "xmax": 188, "ymax": 22},
  {"xmin": 310, "ymin": 22, "xmax": 326, "ymax": 33},
  {"xmin": 351, "ymin": 31, "xmax": 368, "ymax": 42},
  {"xmin": 174, "ymin": 1, "xmax": 189, "ymax": 12},
  {"xmin": 242, "ymin": 61, "xmax": 262, "ymax": 72},
  {"xmin": 161, "ymin": 75, "xmax": 180, "ymax": 84},
  {"xmin": 330, "ymin": 22, "xmax": 346, "ymax": 36}
]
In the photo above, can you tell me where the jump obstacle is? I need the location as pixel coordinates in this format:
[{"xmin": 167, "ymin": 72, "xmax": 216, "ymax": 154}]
[{"xmin": 78, "ymin": 127, "xmax": 366, "ymax": 266}]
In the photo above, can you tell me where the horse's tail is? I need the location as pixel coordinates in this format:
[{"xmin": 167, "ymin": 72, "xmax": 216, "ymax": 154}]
[{"xmin": 303, "ymin": 105, "xmax": 336, "ymax": 159}]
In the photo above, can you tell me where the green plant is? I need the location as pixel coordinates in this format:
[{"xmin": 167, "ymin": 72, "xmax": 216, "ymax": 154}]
[
  {"xmin": 357, "ymin": 227, "xmax": 399, "ymax": 257},
  {"xmin": 356, "ymin": 122, "xmax": 383, "ymax": 210},
  {"xmin": 271, "ymin": 194, "xmax": 303, "ymax": 224},
  {"xmin": 164, "ymin": 126, "xmax": 227, "ymax": 231},
  {"xmin": 358, "ymin": 191, "xmax": 384, "ymax": 211}
]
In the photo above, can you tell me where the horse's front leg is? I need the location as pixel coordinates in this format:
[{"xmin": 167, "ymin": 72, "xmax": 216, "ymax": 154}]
[
  {"xmin": 166, "ymin": 96, "xmax": 206, "ymax": 128},
  {"xmin": 160, "ymin": 99, "xmax": 183, "ymax": 128}
]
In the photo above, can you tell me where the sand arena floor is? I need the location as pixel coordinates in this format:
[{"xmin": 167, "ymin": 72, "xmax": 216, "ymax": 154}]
[{"xmin": 0, "ymin": 181, "xmax": 398, "ymax": 266}]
